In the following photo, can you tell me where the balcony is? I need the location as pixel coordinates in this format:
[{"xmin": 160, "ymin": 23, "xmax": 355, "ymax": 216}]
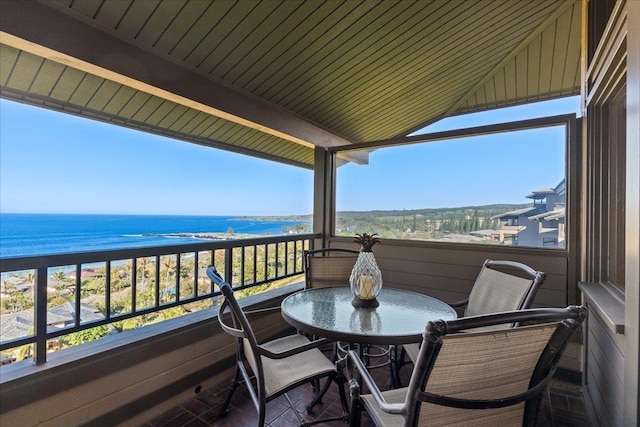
[
  {"xmin": 1, "ymin": 233, "xmax": 587, "ymax": 426},
  {"xmin": 0, "ymin": 1, "xmax": 638, "ymax": 425},
  {"xmin": 143, "ymin": 361, "xmax": 589, "ymax": 427},
  {"xmin": 0, "ymin": 234, "xmax": 314, "ymax": 423}
]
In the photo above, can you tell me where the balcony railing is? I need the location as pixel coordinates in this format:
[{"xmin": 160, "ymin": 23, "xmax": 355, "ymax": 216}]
[{"xmin": 0, "ymin": 233, "xmax": 318, "ymax": 365}]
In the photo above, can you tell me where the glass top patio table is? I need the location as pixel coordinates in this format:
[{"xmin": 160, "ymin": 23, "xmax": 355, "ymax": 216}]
[{"xmin": 281, "ymin": 287, "xmax": 457, "ymax": 345}]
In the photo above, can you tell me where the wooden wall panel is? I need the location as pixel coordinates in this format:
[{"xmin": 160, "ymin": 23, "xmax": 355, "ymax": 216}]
[
  {"xmin": 585, "ymin": 311, "xmax": 625, "ymax": 427},
  {"xmin": 335, "ymin": 241, "xmax": 571, "ymax": 308}
]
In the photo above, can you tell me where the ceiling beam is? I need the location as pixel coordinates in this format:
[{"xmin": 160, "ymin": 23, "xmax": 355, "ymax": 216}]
[{"xmin": 0, "ymin": 0, "xmax": 353, "ymax": 150}]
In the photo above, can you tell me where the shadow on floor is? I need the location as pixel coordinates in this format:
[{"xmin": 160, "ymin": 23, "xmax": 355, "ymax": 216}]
[{"xmin": 142, "ymin": 363, "xmax": 591, "ymax": 427}]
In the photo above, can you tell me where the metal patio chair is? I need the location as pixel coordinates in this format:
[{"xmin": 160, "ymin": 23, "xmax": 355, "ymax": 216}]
[
  {"xmin": 208, "ymin": 266, "xmax": 349, "ymax": 427},
  {"xmin": 396, "ymin": 259, "xmax": 546, "ymax": 382},
  {"xmin": 304, "ymin": 248, "xmax": 360, "ymax": 289},
  {"xmin": 348, "ymin": 305, "xmax": 587, "ymax": 427}
]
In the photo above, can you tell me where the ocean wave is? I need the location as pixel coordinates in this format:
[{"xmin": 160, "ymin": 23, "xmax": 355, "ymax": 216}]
[{"xmin": 162, "ymin": 233, "xmax": 233, "ymax": 240}]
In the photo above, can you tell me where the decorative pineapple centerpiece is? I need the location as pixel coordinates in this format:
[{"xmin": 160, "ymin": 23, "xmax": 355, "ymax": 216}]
[{"xmin": 350, "ymin": 233, "xmax": 383, "ymax": 308}]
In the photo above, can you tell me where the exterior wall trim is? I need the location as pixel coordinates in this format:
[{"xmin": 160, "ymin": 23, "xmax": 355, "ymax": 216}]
[{"xmin": 579, "ymin": 282, "xmax": 625, "ymax": 334}]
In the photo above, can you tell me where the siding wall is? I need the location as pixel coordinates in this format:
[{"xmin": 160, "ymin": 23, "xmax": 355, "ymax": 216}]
[
  {"xmin": 584, "ymin": 308, "xmax": 625, "ymax": 427},
  {"xmin": 329, "ymin": 239, "xmax": 570, "ymax": 308}
]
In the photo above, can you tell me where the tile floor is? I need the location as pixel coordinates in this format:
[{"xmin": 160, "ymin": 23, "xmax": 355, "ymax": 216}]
[{"xmin": 141, "ymin": 360, "xmax": 591, "ymax": 427}]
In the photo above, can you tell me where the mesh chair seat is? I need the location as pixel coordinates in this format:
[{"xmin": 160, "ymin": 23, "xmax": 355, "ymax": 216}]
[
  {"xmin": 259, "ymin": 334, "xmax": 337, "ymax": 397},
  {"xmin": 399, "ymin": 259, "xmax": 546, "ymax": 373},
  {"xmin": 304, "ymin": 248, "xmax": 359, "ymax": 289},
  {"xmin": 349, "ymin": 306, "xmax": 587, "ymax": 427},
  {"xmin": 364, "ymin": 326, "xmax": 558, "ymax": 426},
  {"xmin": 464, "ymin": 268, "xmax": 538, "ymax": 319},
  {"xmin": 415, "ymin": 325, "xmax": 556, "ymax": 426}
]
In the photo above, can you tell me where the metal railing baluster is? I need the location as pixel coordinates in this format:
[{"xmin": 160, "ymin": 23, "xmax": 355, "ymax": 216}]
[
  {"xmin": 253, "ymin": 244, "xmax": 258, "ymax": 284},
  {"xmin": 131, "ymin": 257, "xmax": 137, "ymax": 314},
  {"xmin": 241, "ymin": 247, "xmax": 246, "ymax": 286},
  {"xmin": 105, "ymin": 261, "xmax": 111, "ymax": 320},
  {"xmin": 75, "ymin": 264, "xmax": 81, "ymax": 326},
  {"xmin": 263, "ymin": 244, "xmax": 269, "ymax": 281},
  {"xmin": 275, "ymin": 243, "xmax": 279, "ymax": 277},
  {"xmin": 194, "ymin": 251, "xmax": 199, "ymax": 298},
  {"xmin": 154, "ymin": 255, "xmax": 160, "ymax": 307},
  {"xmin": 34, "ymin": 267, "xmax": 47, "ymax": 365},
  {"xmin": 224, "ymin": 247, "xmax": 233, "ymax": 286},
  {"xmin": 176, "ymin": 254, "xmax": 181, "ymax": 302},
  {"xmin": 285, "ymin": 241, "xmax": 290, "ymax": 275}
]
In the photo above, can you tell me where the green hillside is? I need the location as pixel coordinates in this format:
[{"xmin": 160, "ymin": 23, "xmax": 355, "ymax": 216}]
[{"xmin": 335, "ymin": 203, "xmax": 529, "ymax": 240}]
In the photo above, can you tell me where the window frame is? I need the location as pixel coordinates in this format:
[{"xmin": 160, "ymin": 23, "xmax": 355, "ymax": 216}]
[
  {"xmin": 328, "ymin": 113, "xmax": 578, "ymax": 254},
  {"xmin": 586, "ymin": 74, "xmax": 626, "ymax": 291}
]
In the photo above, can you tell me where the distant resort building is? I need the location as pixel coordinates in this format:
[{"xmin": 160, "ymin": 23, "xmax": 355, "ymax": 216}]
[
  {"xmin": 493, "ymin": 179, "xmax": 565, "ymax": 248},
  {"xmin": 0, "ymin": 301, "xmax": 105, "ymax": 342},
  {"xmin": 0, "ymin": 301, "xmax": 105, "ymax": 363}
]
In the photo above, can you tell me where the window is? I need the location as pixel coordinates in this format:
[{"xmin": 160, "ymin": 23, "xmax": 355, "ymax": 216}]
[
  {"xmin": 586, "ymin": 83, "xmax": 626, "ymax": 290},
  {"xmin": 332, "ymin": 115, "xmax": 573, "ymax": 249},
  {"xmin": 588, "ymin": 0, "xmax": 617, "ymax": 63},
  {"xmin": 584, "ymin": 0, "xmax": 627, "ymax": 292},
  {"xmin": 543, "ymin": 238, "xmax": 558, "ymax": 247}
]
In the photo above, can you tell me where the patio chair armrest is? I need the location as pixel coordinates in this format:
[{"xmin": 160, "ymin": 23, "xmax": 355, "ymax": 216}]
[
  {"xmin": 347, "ymin": 350, "xmax": 405, "ymax": 415},
  {"xmin": 218, "ymin": 301, "xmax": 245, "ymax": 338},
  {"xmin": 259, "ymin": 337, "xmax": 330, "ymax": 360},
  {"xmin": 449, "ymin": 298, "xmax": 469, "ymax": 308}
]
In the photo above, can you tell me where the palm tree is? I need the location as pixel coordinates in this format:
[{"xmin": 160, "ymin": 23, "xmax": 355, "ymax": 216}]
[
  {"xmin": 52, "ymin": 270, "xmax": 66, "ymax": 283},
  {"xmin": 50, "ymin": 270, "xmax": 71, "ymax": 299},
  {"xmin": 160, "ymin": 256, "xmax": 177, "ymax": 303},
  {"xmin": 161, "ymin": 256, "xmax": 177, "ymax": 281},
  {"xmin": 178, "ymin": 258, "xmax": 195, "ymax": 299},
  {"xmin": 136, "ymin": 257, "xmax": 152, "ymax": 286}
]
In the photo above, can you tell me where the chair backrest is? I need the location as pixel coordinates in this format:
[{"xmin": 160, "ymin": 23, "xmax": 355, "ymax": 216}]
[
  {"xmin": 464, "ymin": 259, "xmax": 546, "ymax": 329},
  {"xmin": 404, "ymin": 306, "xmax": 587, "ymax": 427},
  {"xmin": 304, "ymin": 248, "xmax": 359, "ymax": 289},
  {"xmin": 207, "ymin": 266, "xmax": 266, "ymax": 398}
]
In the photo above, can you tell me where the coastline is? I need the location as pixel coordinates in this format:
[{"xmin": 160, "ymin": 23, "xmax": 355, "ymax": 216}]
[
  {"xmin": 0, "ymin": 231, "xmax": 249, "ymax": 282},
  {"xmin": 0, "ymin": 214, "xmax": 312, "ymax": 258},
  {"xmin": 145, "ymin": 231, "xmax": 259, "ymax": 240}
]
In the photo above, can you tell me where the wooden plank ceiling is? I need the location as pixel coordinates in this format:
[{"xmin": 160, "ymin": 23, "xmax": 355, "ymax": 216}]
[{"xmin": 0, "ymin": 0, "xmax": 581, "ymax": 168}]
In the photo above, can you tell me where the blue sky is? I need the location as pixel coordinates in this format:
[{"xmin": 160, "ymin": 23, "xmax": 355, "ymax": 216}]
[
  {"xmin": 0, "ymin": 97, "xmax": 579, "ymax": 215},
  {"xmin": 336, "ymin": 99, "xmax": 576, "ymax": 211},
  {"xmin": 337, "ymin": 125, "xmax": 568, "ymax": 211},
  {"xmin": 0, "ymin": 99, "xmax": 313, "ymax": 216}
]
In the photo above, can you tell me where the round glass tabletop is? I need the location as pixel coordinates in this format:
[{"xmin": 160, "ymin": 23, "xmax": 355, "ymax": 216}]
[{"xmin": 281, "ymin": 287, "xmax": 457, "ymax": 344}]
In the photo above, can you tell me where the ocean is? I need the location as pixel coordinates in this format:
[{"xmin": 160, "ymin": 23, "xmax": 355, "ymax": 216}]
[{"xmin": 0, "ymin": 213, "xmax": 310, "ymax": 258}]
